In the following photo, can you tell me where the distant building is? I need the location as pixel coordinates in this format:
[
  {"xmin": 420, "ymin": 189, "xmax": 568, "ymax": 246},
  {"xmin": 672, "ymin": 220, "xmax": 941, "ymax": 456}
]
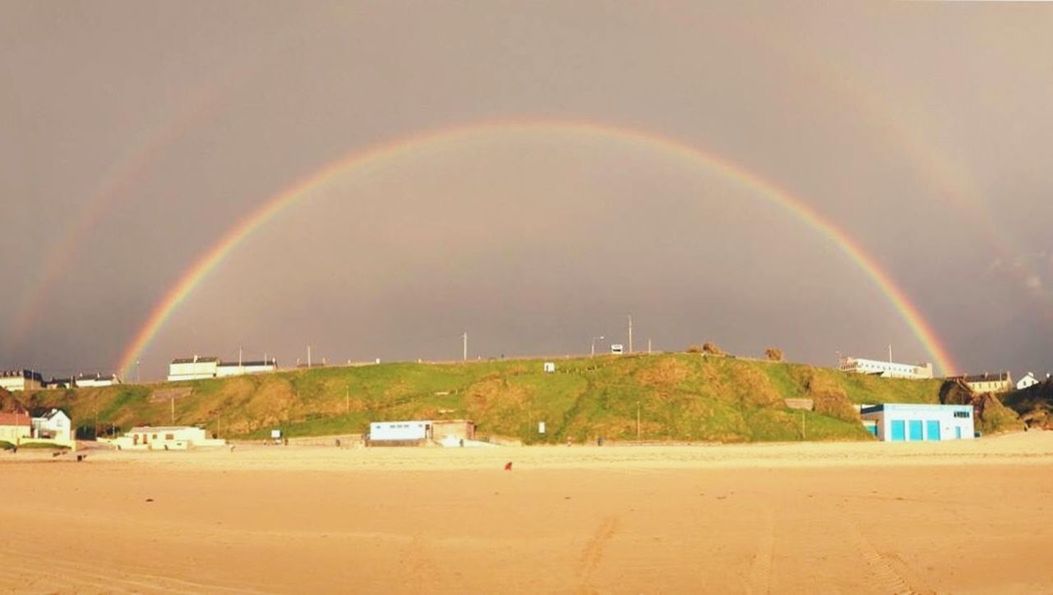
[
  {"xmin": 1016, "ymin": 372, "xmax": 1041, "ymax": 391},
  {"xmin": 367, "ymin": 421, "xmax": 431, "ymax": 446},
  {"xmin": 44, "ymin": 377, "xmax": 74, "ymax": 390},
  {"xmin": 216, "ymin": 359, "xmax": 277, "ymax": 378},
  {"xmin": 951, "ymin": 372, "xmax": 1013, "ymax": 395},
  {"xmin": 0, "ymin": 411, "xmax": 32, "ymax": 445},
  {"xmin": 167, "ymin": 356, "xmax": 219, "ymax": 382},
  {"xmin": 75, "ymin": 373, "xmax": 121, "ymax": 388},
  {"xmin": 366, "ymin": 419, "xmax": 476, "ymax": 447},
  {"xmin": 29, "ymin": 409, "xmax": 73, "ymax": 447},
  {"xmin": 111, "ymin": 426, "xmax": 226, "ymax": 450},
  {"xmin": 0, "ymin": 370, "xmax": 44, "ymax": 392},
  {"xmin": 839, "ymin": 357, "xmax": 934, "ymax": 380},
  {"xmin": 860, "ymin": 403, "xmax": 974, "ymax": 441}
]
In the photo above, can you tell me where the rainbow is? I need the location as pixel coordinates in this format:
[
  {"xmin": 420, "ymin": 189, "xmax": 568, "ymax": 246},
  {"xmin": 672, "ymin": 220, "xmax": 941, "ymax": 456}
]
[{"xmin": 115, "ymin": 118, "xmax": 958, "ymax": 377}]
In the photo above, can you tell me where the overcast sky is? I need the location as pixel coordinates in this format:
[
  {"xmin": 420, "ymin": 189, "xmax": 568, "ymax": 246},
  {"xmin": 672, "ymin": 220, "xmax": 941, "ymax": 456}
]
[{"xmin": 2, "ymin": 2, "xmax": 1052, "ymax": 380}]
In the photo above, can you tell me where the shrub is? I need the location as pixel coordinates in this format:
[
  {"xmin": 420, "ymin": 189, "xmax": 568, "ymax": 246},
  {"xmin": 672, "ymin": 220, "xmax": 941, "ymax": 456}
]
[
  {"xmin": 702, "ymin": 342, "xmax": 726, "ymax": 356},
  {"xmin": 764, "ymin": 347, "xmax": 784, "ymax": 362}
]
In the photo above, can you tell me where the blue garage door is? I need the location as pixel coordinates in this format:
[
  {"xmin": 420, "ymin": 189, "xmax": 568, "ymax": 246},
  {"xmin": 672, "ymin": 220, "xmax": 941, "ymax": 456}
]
[
  {"xmin": 926, "ymin": 420, "xmax": 941, "ymax": 441},
  {"xmin": 890, "ymin": 420, "xmax": 906, "ymax": 441},
  {"xmin": 909, "ymin": 420, "xmax": 924, "ymax": 441}
]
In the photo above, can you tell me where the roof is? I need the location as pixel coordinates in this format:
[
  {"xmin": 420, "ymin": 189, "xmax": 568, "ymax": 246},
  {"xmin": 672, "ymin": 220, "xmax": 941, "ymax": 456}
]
[
  {"xmin": 861, "ymin": 403, "xmax": 973, "ymax": 414},
  {"xmin": 42, "ymin": 409, "xmax": 68, "ymax": 420},
  {"xmin": 0, "ymin": 412, "xmax": 31, "ymax": 427},
  {"xmin": 128, "ymin": 425, "xmax": 204, "ymax": 433},
  {"xmin": 170, "ymin": 357, "xmax": 219, "ymax": 364},
  {"xmin": 217, "ymin": 360, "xmax": 275, "ymax": 367},
  {"xmin": 76, "ymin": 373, "xmax": 117, "ymax": 381},
  {"xmin": 0, "ymin": 370, "xmax": 43, "ymax": 380}
]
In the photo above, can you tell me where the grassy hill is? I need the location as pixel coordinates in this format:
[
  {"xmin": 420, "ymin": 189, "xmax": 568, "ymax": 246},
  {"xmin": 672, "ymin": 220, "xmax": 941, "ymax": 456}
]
[{"xmin": 18, "ymin": 354, "xmax": 944, "ymax": 443}]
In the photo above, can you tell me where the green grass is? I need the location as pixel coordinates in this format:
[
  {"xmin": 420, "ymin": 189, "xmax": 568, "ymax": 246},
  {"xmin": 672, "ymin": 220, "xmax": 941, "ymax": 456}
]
[
  {"xmin": 24, "ymin": 354, "xmax": 948, "ymax": 443},
  {"xmin": 16, "ymin": 442, "xmax": 71, "ymax": 450}
]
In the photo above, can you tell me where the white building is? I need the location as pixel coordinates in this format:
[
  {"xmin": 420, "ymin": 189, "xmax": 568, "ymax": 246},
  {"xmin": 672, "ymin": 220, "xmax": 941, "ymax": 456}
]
[
  {"xmin": 110, "ymin": 426, "xmax": 226, "ymax": 450},
  {"xmin": 167, "ymin": 356, "xmax": 219, "ymax": 382},
  {"xmin": 216, "ymin": 359, "xmax": 277, "ymax": 378},
  {"xmin": 839, "ymin": 357, "xmax": 934, "ymax": 380},
  {"xmin": 860, "ymin": 403, "xmax": 974, "ymax": 441},
  {"xmin": 953, "ymin": 372, "xmax": 1013, "ymax": 395},
  {"xmin": 0, "ymin": 411, "xmax": 32, "ymax": 444},
  {"xmin": 0, "ymin": 370, "xmax": 44, "ymax": 392},
  {"xmin": 75, "ymin": 373, "xmax": 121, "ymax": 388},
  {"xmin": 1016, "ymin": 372, "xmax": 1041, "ymax": 391},
  {"xmin": 30, "ymin": 409, "xmax": 74, "ymax": 447},
  {"xmin": 367, "ymin": 421, "xmax": 431, "ymax": 445}
]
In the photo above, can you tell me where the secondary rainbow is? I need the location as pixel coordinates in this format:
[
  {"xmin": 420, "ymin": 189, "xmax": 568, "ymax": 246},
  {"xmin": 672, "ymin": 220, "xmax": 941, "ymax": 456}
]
[{"xmin": 116, "ymin": 118, "xmax": 958, "ymax": 377}]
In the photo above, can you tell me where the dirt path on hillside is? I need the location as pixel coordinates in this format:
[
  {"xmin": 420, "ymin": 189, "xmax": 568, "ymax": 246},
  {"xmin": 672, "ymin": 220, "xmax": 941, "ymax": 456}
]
[{"xmin": 2, "ymin": 433, "xmax": 1052, "ymax": 593}]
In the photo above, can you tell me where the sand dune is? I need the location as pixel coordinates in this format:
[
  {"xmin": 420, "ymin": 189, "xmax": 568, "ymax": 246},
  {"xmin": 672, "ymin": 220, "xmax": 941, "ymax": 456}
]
[{"xmin": 3, "ymin": 432, "xmax": 1053, "ymax": 593}]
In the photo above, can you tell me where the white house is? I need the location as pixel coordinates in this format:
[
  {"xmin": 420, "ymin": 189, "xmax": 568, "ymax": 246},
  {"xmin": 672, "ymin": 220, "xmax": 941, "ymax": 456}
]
[
  {"xmin": 167, "ymin": 356, "xmax": 219, "ymax": 382},
  {"xmin": 839, "ymin": 357, "xmax": 934, "ymax": 380},
  {"xmin": 216, "ymin": 359, "xmax": 277, "ymax": 378},
  {"xmin": 953, "ymin": 372, "xmax": 1013, "ymax": 395},
  {"xmin": 75, "ymin": 373, "xmax": 121, "ymax": 388},
  {"xmin": 1016, "ymin": 372, "xmax": 1041, "ymax": 391},
  {"xmin": 0, "ymin": 370, "xmax": 44, "ymax": 392},
  {"xmin": 860, "ymin": 403, "xmax": 974, "ymax": 441},
  {"xmin": 30, "ymin": 409, "xmax": 74, "ymax": 447},
  {"xmin": 111, "ymin": 426, "xmax": 226, "ymax": 450}
]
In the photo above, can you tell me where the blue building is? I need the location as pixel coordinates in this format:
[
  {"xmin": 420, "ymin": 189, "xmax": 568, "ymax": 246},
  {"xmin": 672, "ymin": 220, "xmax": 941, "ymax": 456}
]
[{"xmin": 860, "ymin": 403, "xmax": 975, "ymax": 442}]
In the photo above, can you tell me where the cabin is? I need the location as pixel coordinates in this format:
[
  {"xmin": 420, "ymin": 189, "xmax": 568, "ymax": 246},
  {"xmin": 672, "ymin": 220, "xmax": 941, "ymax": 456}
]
[
  {"xmin": 860, "ymin": 404, "xmax": 974, "ymax": 441},
  {"xmin": 111, "ymin": 426, "xmax": 226, "ymax": 450}
]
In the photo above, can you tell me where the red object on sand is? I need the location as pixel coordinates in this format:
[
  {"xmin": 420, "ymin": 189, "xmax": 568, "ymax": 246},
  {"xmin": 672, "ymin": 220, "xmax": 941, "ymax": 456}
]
[{"xmin": 504, "ymin": 462, "xmax": 513, "ymax": 471}]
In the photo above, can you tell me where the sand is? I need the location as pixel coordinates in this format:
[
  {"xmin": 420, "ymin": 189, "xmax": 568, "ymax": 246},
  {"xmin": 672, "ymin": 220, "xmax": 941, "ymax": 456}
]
[{"xmin": 3, "ymin": 432, "xmax": 1053, "ymax": 594}]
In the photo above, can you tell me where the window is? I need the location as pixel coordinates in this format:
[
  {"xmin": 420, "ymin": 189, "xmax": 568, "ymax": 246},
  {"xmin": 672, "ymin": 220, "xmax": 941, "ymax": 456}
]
[
  {"xmin": 954, "ymin": 411, "xmax": 971, "ymax": 418},
  {"xmin": 165, "ymin": 433, "xmax": 175, "ymax": 440}
]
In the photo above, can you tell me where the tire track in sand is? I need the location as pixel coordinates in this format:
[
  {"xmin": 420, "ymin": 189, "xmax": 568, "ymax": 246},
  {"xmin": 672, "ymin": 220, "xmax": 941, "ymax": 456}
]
[
  {"xmin": 845, "ymin": 517, "xmax": 932, "ymax": 595},
  {"xmin": 577, "ymin": 516, "xmax": 620, "ymax": 592},
  {"xmin": 746, "ymin": 505, "xmax": 776, "ymax": 595}
]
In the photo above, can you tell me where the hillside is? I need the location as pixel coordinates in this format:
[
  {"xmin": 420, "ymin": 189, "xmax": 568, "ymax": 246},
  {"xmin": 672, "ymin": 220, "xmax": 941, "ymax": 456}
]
[
  {"xmin": 21, "ymin": 354, "xmax": 945, "ymax": 444},
  {"xmin": 1002, "ymin": 380, "xmax": 1053, "ymax": 430}
]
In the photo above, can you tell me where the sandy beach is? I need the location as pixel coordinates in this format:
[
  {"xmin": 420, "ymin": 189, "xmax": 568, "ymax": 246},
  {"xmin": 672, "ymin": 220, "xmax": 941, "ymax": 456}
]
[{"xmin": 3, "ymin": 432, "xmax": 1053, "ymax": 594}]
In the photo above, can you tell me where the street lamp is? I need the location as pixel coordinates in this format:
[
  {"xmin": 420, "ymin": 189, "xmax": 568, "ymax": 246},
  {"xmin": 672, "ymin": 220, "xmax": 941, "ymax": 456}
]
[{"xmin": 591, "ymin": 336, "xmax": 605, "ymax": 357}]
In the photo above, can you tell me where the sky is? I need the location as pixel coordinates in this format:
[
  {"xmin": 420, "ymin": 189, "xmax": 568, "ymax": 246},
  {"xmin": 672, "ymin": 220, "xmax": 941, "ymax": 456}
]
[{"xmin": 2, "ymin": 2, "xmax": 1052, "ymax": 380}]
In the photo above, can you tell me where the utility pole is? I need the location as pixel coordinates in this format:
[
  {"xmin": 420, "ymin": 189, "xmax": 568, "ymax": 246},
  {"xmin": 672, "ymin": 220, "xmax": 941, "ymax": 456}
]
[
  {"xmin": 462, "ymin": 331, "xmax": 468, "ymax": 361},
  {"xmin": 628, "ymin": 314, "xmax": 633, "ymax": 354},
  {"xmin": 307, "ymin": 345, "xmax": 312, "ymax": 368},
  {"xmin": 888, "ymin": 344, "xmax": 893, "ymax": 363},
  {"xmin": 239, "ymin": 347, "xmax": 243, "ymax": 368},
  {"xmin": 591, "ymin": 336, "xmax": 604, "ymax": 357},
  {"xmin": 136, "ymin": 359, "xmax": 140, "ymax": 384},
  {"xmin": 647, "ymin": 338, "xmax": 652, "ymax": 355}
]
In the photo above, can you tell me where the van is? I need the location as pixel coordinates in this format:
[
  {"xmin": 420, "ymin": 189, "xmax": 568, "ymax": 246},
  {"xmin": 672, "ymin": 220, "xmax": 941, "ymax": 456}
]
[{"xmin": 611, "ymin": 344, "xmax": 624, "ymax": 355}]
